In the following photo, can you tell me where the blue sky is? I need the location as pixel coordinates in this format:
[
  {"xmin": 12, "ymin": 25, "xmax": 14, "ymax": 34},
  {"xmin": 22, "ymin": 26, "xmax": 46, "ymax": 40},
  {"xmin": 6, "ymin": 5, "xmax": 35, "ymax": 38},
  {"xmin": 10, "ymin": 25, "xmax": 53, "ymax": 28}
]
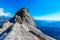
[{"xmin": 0, "ymin": 0, "xmax": 60, "ymax": 20}]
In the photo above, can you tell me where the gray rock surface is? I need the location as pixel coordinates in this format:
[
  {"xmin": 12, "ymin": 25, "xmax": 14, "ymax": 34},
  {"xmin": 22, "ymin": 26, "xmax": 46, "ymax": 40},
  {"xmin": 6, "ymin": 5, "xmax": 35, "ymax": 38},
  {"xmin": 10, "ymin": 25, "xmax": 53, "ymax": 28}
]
[
  {"xmin": 0, "ymin": 8, "xmax": 56, "ymax": 40},
  {"xmin": 0, "ymin": 21, "xmax": 13, "ymax": 34}
]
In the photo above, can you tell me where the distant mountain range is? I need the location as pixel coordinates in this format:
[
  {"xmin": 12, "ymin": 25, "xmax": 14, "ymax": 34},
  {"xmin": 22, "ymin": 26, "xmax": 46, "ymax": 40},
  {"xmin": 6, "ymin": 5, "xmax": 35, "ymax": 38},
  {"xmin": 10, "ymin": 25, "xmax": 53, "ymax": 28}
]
[
  {"xmin": 35, "ymin": 20, "xmax": 60, "ymax": 40},
  {"xmin": 0, "ymin": 16, "xmax": 11, "ymax": 23},
  {"xmin": 35, "ymin": 20, "xmax": 60, "ymax": 28}
]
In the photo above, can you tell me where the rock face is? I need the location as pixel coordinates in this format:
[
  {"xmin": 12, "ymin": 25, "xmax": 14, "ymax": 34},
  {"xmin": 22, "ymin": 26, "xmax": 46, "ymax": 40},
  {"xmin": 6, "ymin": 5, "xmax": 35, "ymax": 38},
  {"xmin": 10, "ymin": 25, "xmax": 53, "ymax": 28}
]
[
  {"xmin": 0, "ymin": 8, "xmax": 56, "ymax": 40},
  {"xmin": 0, "ymin": 21, "xmax": 13, "ymax": 34}
]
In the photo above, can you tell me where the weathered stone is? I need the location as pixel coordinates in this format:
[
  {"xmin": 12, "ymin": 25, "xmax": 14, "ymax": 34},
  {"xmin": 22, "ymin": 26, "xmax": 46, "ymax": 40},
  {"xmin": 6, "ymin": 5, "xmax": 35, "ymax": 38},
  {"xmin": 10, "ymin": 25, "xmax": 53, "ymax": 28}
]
[
  {"xmin": 0, "ymin": 21, "xmax": 13, "ymax": 34},
  {"xmin": 0, "ymin": 8, "xmax": 56, "ymax": 40}
]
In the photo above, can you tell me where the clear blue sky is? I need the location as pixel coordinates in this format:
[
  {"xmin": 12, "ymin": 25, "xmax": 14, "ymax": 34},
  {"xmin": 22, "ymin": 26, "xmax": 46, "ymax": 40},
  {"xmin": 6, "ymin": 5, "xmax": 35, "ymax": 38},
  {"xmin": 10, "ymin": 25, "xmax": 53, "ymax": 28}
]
[{"xmin": 0, "ymin": 0, "xmax": 60, "ymax": 20}]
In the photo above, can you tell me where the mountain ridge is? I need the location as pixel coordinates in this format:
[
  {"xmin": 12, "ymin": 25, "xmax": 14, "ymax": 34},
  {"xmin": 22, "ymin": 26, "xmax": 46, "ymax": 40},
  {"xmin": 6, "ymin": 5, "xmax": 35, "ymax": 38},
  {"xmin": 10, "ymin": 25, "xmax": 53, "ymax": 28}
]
[{"xmin": 0, "ymin": 8, "xmax": 56, "ymax": 40}]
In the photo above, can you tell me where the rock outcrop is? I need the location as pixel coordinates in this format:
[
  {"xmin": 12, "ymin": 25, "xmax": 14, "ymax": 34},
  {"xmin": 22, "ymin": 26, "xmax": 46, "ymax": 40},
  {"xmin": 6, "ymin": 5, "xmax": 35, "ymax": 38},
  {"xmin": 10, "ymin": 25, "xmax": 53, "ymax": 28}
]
[{"xmin": 0, "ymin": 8, "xmax": 56, "ymax": 40}]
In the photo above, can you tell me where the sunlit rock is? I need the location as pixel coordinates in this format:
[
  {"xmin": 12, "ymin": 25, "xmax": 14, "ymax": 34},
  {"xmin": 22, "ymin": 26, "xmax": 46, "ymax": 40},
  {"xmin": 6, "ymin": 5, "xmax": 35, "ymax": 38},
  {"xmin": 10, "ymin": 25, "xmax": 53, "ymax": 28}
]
[{"xmin": 0, "ymin": 8, "xmax": 56, "ymax": 40}]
